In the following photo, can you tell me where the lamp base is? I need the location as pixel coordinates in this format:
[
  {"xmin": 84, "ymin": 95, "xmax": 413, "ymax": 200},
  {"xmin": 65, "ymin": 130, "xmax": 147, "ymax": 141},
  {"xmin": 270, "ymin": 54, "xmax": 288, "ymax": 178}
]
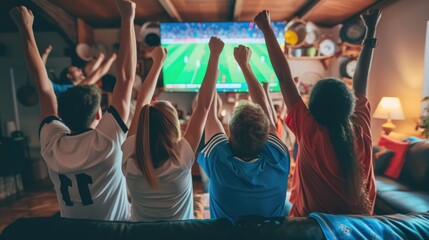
[{"xmin": 382, "ymin": 119, "xmax": 396, "ymax": 135}]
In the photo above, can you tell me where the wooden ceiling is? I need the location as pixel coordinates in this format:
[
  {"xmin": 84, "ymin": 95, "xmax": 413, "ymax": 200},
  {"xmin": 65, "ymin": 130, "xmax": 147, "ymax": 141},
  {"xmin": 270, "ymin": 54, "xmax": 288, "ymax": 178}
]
[
  {"xmin": 45, "ymin": 0, "xmax": 388, "ymax": 26},
  {"xmin": 1, "ymin": 0, "xmax": 396, "ymax": 43}
]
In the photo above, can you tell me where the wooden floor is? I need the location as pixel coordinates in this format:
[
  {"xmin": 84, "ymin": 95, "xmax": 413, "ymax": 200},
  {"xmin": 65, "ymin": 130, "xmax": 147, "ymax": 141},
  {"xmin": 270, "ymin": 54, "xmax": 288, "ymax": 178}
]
[
  {"xmin": 0, "ymin": 177, "xmax": 205, "ymax": 233},
  {"xmin": 0, "ymin": 180, "xmax": 59, "ymax": 233}
]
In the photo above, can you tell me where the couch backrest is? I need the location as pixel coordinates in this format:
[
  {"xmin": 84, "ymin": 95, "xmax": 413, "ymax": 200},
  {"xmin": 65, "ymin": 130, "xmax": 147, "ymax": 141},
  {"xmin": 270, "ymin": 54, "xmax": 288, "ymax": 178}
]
[
  {"xmin": 399, "ymin": 141, "xmax": 429, "ymax": 191},
  {"xmin": 0, "ymin": 217, "xmax": 233, "ymax": 240}
]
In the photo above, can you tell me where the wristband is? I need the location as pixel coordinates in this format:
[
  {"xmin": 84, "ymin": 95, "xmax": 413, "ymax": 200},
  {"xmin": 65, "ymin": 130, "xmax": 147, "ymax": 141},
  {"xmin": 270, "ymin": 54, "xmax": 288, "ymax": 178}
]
[{"xmin": 362, "ymin": 38, "xmax": 378, "ymax": 48}]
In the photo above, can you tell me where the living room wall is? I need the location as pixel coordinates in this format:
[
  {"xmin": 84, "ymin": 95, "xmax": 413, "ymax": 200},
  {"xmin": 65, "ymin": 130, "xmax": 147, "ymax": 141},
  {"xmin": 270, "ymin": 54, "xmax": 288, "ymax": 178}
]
[{"xmin": 370, "ymin": 0, "xmax": 429, "ymax": 142}]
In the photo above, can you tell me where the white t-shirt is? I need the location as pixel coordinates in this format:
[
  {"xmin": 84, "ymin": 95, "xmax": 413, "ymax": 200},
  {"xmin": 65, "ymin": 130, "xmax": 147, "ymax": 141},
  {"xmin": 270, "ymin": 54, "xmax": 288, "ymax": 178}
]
[
  {"xmin": 40, "ymin": 107, "xmax": 130, "ymax": 220},
  {"xmin": 122, "ymin": 135, "xmax": 195, "ymax": 221}
]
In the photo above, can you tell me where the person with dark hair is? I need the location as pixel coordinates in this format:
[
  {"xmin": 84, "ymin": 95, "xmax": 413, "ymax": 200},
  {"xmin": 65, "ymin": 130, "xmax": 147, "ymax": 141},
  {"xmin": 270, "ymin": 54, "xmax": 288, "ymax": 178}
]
[
  {"xmin": 255, "ymin": 9, "xmax": 381, "ymax": 216},
  {"xmin": 121, "ymin": 36, "xmax": 223, "ymax": 221},
  {"xmin": 197, "ymin": 45, "xmax": 290, "ymax": 222},
  {"xmin": 10, "ymin": 0, "xmax": 137, "ymax": 220},
  {"xmin": 46, "ymin": 48, "xmax": 116, "ymax": 97}
]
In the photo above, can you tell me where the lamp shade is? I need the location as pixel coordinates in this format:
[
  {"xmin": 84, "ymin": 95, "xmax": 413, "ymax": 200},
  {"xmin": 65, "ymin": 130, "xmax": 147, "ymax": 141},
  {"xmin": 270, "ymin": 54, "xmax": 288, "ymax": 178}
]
[{"xmin": 373, "ymin": 97, "xmax": 405, "ymax": 120}]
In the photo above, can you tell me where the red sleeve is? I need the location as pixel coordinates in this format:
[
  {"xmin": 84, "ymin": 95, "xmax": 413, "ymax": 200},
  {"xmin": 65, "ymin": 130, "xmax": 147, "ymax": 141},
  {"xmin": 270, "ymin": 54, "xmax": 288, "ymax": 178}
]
[
  {"xmin": 351, "ymin": 94, "xmax": 372, "ymax": 146},
  {"xmin": 285, "ymin": 98, "xmax": 320, "ymax": 144}
]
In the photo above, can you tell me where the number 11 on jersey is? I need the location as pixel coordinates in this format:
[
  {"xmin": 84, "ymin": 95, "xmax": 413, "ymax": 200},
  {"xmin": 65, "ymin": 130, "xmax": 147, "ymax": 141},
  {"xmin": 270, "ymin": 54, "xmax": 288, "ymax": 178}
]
[{"xmin": 59, "ymin": 173, "xmax": 94, "ymax": 206}]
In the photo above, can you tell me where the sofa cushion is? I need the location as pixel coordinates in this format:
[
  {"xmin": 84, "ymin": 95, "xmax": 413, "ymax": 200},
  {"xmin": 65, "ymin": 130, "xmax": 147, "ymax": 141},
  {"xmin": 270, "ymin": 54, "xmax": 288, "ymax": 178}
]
[
  {"xmin": 0, "ymin": 217, "xmax": 233, "ymax": 240},
  {"xmin": 376, "ymin": 191, "xmax": 429, "ymax": 214},
  {"xmin": 378, "ymin": 135, "xmax": 411, "ymax": 179},
  {"xmin": 372, "ymin": 146, "xmax": 394, "ymax": 175},
  {"xmin": 399, "ymin": 141, "xmax": 429, "ymax": 191},
  {"xmin": 233, "ymin": 216, "xmax": 324, "ymax": 240},
  {"xmin": 375, "ymin": 176, "xmax": 411, "ymax": 192}
]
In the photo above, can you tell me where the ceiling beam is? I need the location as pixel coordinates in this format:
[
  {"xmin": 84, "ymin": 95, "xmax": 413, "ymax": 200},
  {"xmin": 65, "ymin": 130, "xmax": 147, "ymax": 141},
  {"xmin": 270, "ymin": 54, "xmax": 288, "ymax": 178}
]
[
  {"xmin": 297, "ymin": 0, "xmax": 325, "ymax": 20},
  {"xmin": 77, "ymin": 18, "xmax": 94, "ymax": 44},
  {"xmin": 30, "ymin": 0, "xmax": 77, "ymax": 45},
  {"xmin": 158, "ymin": 0, "xmax": 183, "ymax": 22},
  {"xmin": 232, "ymin": 0, "xmax": 244, "ymax": 21},
  {"xmin": 343, "ymin": 0, "xmax": 398, "ymax": 23}
]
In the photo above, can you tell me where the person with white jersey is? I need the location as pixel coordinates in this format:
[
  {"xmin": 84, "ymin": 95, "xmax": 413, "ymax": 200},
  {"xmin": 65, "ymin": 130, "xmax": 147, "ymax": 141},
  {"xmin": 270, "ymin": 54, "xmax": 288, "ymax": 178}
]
[
  {"xmin": 121, "ymin": 37, "xmax": 224, "ymax": 221},
  {"xmin": 9, "ymin": 0, "xmax": 137, "ymax": 220}
]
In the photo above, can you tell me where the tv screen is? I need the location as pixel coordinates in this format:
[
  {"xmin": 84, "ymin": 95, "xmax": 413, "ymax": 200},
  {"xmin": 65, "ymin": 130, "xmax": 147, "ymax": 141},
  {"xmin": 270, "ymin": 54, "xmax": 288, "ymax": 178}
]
[{"xmin": 160, "ymin": 22, "xmax": 285, "ymax": 92}]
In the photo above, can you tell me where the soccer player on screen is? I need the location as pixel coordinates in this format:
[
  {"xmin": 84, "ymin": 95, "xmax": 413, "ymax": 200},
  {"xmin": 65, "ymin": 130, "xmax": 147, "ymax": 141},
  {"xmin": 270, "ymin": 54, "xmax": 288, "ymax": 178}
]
[{"xmin": 197, "ymin": 45, "xmax": 290, "ymax": 221}]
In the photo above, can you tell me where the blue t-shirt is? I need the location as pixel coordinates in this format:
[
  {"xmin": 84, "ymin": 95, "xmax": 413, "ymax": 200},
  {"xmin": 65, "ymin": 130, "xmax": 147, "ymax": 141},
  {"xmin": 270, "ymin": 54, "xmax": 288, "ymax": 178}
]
[
  {"xmin": 53, "ymin": 82, "xmax": 74, "ymax": 97},
  {"xmin": 197, "ymin": 133, "xmax": 290, "ymax": 221}
]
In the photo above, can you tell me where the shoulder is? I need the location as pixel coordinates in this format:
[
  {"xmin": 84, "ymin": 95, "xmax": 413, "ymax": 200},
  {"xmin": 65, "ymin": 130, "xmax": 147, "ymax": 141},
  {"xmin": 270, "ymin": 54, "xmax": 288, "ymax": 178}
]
[
  {"xmin": 39, "ymin": 116, "xmax": 69, "ymax": 137},
  {"xmin": 267, "ymin": 134, "xmax": 288, "ymax": 154},
  {"xmin": 200, "ymin": 133, "xmax": 229, "ymax": 158},
  {"xmin": 96, "ymin": 106, "xmax": 128, "ymax": 135}
]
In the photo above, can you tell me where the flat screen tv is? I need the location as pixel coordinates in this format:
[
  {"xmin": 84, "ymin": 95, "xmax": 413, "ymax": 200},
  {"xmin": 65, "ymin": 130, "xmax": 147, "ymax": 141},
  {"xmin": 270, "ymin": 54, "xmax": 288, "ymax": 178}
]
[{"xmin": 160, "ymin": 22, "xmax": 285, "ymax": 92}]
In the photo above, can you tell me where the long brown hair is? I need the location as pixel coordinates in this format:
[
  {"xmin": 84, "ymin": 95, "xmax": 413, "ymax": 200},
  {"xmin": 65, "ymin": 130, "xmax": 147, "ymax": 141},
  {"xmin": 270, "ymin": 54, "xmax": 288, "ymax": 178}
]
[
  {"xmin": 135, "ymin": 101, "xmax": 181, "ymax": 189},
  {"xmin": 309, "ymin": 78, "xmax": 370, "ymax": 214}
]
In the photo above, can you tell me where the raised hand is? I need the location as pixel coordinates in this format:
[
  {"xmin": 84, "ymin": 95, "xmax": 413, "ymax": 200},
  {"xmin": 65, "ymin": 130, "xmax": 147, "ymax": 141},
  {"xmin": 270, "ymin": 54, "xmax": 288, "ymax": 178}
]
[
  {"xmin": 209, "ymin": 36, "xmax": 224, "ymax": 56},
  {"xmin": 151, "ymin": 46, "xmax": 168, "ymax": 64},
  {"xmin": 9, "ymin": 6, "xmax": 34, "ymax": 31},
  {"xmin": 116, "ymin": 0, "xmax": 136, "ymax": 19},
  {"xmin": 43, "ymin": 45, "xmax": 53, "ymax": 55},
  {"xmin": 233, "ymin": 45, "xmax": 252, "ymax": 67},
  {"xmin": 361, "ymin": 9, "xmax": 381, "ymax": 29},
  {"xmin": 254, "ymin": 10, "xmax": 271, "ymax": 33}
]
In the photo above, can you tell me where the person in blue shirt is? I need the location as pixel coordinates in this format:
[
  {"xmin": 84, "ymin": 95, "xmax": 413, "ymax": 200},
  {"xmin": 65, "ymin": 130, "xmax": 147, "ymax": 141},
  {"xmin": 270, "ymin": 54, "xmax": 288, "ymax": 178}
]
[
  {"xmin": 197, "ymin": 45, "xmax": 290, "ymax": 222},
  {"xmin": 41, "ymin": 45, "xmax": 116, "ymax": 97}
]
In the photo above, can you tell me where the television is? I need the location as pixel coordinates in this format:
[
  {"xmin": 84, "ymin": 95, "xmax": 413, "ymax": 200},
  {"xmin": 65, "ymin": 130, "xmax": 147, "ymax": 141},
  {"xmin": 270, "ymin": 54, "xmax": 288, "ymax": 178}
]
[{"xmin": 160, "ymin": 21, "xmax": 286, "ymax": 92}]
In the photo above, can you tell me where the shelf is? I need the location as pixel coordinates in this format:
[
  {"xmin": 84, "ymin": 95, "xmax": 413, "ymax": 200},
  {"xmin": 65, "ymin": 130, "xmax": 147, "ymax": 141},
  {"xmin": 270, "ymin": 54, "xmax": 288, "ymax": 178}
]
[{"xmin": 286, "ymin": 55, "xmax": 332, "ymax": 60}]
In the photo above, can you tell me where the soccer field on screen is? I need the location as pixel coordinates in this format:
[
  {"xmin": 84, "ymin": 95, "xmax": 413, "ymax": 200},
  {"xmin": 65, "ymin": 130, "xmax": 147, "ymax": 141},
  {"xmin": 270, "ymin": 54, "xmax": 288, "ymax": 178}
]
[{"xmin": 162, "ymin": 42, "xmax": 281, "ymax": 92}]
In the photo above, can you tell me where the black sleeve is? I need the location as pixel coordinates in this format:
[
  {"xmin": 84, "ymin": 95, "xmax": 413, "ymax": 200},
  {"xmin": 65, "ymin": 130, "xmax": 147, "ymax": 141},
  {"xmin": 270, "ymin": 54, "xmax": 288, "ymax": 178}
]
[
  {"xmin": 107, "ymin": 106, "xmax": 128, "ymax": 133},
  {"xmin": 39, "ymin": 116, "xmax": 62, "ymax": 137}
]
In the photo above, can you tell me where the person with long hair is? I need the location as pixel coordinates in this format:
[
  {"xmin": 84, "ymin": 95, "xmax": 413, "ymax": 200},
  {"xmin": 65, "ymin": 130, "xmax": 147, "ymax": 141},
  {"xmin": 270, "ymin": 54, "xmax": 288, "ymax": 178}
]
[
  {"xmin": 254, "ymin": 9, "xmax": 381, "ymax": 216},
  {"xmin": 122, "ymin": 37, "xmax": 224, "ymax": 221}
]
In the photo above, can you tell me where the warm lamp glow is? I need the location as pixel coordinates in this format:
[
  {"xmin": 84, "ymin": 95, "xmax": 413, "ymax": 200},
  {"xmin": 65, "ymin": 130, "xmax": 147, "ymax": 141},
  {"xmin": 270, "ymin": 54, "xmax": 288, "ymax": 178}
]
[{"xmin": 373, "ymin": 97, "xmax": 405, "ymax": 135}]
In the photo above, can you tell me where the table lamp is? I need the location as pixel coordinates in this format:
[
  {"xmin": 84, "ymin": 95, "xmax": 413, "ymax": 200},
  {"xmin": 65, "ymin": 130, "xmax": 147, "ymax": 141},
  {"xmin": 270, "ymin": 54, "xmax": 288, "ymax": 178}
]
[{"xmin": 373, "ymin": 97, "xmax": 405, "ymax": 135}]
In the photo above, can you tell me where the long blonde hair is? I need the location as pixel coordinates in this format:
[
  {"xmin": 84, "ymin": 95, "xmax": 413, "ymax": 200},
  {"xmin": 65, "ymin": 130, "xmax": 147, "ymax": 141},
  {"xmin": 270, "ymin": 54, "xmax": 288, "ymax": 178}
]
[{"xmin": 135, "ymin": 101, "xmax": 181, "ymax": 189}]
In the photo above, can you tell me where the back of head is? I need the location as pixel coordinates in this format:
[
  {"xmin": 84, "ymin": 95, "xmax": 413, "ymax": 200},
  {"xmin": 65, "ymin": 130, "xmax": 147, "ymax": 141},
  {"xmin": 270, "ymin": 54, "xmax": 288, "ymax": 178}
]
[
  {"xmin": 135, "ymin": 100, "xmax": 181, "ymax": 189},
  {"xmin": 58, "ymin": 85, "xmax": 101, "ymax": 132},
  {"xmin": 308, "ymin": 78, "xmax": 370, "ymax": 213},
  {"xmin": 59, "ymin": 67, "xmax": 72, "ymax": 84},
  {"xmin": 229, "ymin": 100, "xmax": 270, "ymax": 159},
  {"xmin": 309, "ymin": 78, "xmax": 355, "ymax": 126}
]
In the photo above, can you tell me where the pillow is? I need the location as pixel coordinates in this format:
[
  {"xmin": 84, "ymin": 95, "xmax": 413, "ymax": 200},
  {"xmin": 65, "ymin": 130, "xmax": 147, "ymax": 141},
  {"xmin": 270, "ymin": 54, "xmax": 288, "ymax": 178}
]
[
  {"xmin": 378, "ymin": 135, "xmax": 411, "ymax": 179},
  {"xmin": 388, "ymin": 131, "xmax": 408, "ymax": 141},
  {"xmin": 404, "ymin": 136, "xmax": 425, "ymax": 144},
  {"xmin": 372, "ymin": 146, "xmax": 394, "ymax": 175}
]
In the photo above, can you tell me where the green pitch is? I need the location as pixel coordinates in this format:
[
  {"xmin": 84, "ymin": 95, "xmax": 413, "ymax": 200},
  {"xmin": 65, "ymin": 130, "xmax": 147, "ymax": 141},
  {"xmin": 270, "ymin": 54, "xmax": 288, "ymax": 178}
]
[{"xmin": 162, "ymin": 43, "xmax": 281, "ymax": 92}]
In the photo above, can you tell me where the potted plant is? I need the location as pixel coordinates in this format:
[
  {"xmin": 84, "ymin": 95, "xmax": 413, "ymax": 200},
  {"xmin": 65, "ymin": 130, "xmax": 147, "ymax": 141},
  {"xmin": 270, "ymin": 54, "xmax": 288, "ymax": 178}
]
[{"xmin": 416, "ymin": 96, "xmax": 429, "ymax": 138}]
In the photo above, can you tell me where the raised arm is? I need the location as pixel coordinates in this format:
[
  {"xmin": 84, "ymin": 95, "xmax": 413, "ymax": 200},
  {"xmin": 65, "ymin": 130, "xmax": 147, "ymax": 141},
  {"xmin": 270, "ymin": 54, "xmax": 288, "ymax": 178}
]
[
  {"xmin": 128, "ymin": 46, "xmax": 167, "ymax": 136},
  {"xmin": 110, "ymin": 0, "xmax": 136, "ymax": 123},
  {"xmin": 41, "ymin": 45, "xmax": 52, "ymax": 65},
  {"xmin": 205, "ymin": 93, "xmax": 225, "ymax": 143},
  {"xmin": 254, "ymin": 10, "xmax": 301, "ymax": 110},
  {"xmin": 81, "ymin": 53, "xmax": 117, "ymax": 85},
  {"xmin": 234, "ymin": 45, "xmax": 277, "ymax": 135},
  {"xmin": 10, "ymin": 6, "xmax": 57, "ymax": 120},
  {"xmin": 353, "ymin": 9, "xmax": 382, "ymax": 96},
  {"xmin": 184, "ymin": 37, "xmax": 224, "ymax": 152},
  {"xmin": 263, "ymin": 81, "xmax": 277, "ymax": 124},
  {"xmin": 84, "ymin": 53, "xmax": 105, "ymax": 76}
]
